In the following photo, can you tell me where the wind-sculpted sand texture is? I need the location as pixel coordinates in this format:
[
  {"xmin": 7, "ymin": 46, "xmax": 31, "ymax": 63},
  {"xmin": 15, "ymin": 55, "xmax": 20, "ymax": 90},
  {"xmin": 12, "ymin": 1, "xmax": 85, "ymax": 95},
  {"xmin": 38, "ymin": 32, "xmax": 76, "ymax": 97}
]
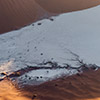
[
  {"xmin": 21, "ymin": 69, "xmax": 100, "ymax": 100},
  {"xmin": 0, "ymin": 0, "xmax": 51, "ymax": 34},
  {"xmin": 0, "ymin": 69, "xmax": 100, "ymax": 100},
  {"xmin": 0, "ymin": 80, "xmax": 30, "ymax": 100},
  {"xmin": 0, "ymin": 0, "xmax": 100, "ymax": 34},
  {"xmin": 35, "ymin": 0, "xmax": 100, "ymax": 13}
]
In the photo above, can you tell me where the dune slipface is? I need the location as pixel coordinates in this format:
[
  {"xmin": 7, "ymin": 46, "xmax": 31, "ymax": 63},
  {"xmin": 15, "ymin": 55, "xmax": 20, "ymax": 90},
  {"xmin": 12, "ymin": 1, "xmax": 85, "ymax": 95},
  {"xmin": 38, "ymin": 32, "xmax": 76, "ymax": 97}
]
[
  {"xmin": 0, "ymin": 0, "xmax": 51, "ymax": 34},
  {"xmin": 1, "ymin": 69, "xmax": 100, "ymax": 100},
  {"xmin": 0, "ymin": 0, "xmax": 100, "ymax": 34},
  {"xmin": 35, "ymin": 0, "xmax": 100, "ymax": 13}
]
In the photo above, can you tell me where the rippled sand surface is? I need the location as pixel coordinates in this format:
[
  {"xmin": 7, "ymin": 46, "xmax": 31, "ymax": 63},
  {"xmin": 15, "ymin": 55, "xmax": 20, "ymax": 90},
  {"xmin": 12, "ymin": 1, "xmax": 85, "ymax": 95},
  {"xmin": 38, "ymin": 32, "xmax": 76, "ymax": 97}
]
[
  {"xmin": 1, "ymin": 1, "xmax": 100, "ymax": 100},
  {"xmin": 0, "ymin": 0, "xmax": 50, "ymax": 34},
  {"xmin": 21, "ymin": 69, "xmax": 100, "ymax": 100},
  {"xmin": 0, "ymin": 80, "xmax": 31, "ymax": 100},
  {"xmin": 35, "ymin": 0, "xmax": 100, "ymax": 13},
  {"xmin": 1, "ymin": 69, "xmax": 100, "ymax": 100}
]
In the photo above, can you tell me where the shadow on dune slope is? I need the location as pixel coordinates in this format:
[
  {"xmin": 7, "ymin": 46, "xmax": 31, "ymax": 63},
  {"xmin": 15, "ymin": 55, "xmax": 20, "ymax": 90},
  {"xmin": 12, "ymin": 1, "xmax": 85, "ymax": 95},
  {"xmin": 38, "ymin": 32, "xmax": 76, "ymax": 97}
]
[
  {"xmin": 1, "ymin": 69, "xmax": 100, "ymax": 100},
  {"xmin": 35, "ymin": 0, "xmax": 100, "ymax": 13},
  {"xmin": 21, "ymin": 69, "xmax": 100, "ymax": 100}
]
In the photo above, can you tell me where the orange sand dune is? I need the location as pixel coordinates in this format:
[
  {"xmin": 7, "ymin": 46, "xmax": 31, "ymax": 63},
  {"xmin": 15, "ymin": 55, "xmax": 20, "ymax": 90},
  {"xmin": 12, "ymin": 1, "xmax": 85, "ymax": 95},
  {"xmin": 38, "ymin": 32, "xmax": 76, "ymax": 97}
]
[
  {"xmin": 0, "ymin": 80, "xmax": 30, "ymax": 100},
  {"xmin": 22, "ymin": 69, "xmax": 100, "ymax": 100},
  {"xmin": 0, "ymin": 0, "xmax": 100, "ymax": 34},
  {"xmin": 0, "ymin": 0, "xmax": 51, "ymax": 34},
  {"xmin": 1, "ymin": 69, "xmax": 100, "ymax": 100},
  {"xmin": 35, "ymin": 0, "xmax": 100, "ymax": 13}
]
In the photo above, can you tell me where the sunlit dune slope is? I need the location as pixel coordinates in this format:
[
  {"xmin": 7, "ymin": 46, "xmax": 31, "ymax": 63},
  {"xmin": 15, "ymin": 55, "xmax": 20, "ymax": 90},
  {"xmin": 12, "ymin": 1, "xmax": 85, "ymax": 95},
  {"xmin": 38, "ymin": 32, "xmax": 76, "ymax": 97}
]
[{"xmin": 0, "ymin": 80, "xmax": 30, "ymax": 100}]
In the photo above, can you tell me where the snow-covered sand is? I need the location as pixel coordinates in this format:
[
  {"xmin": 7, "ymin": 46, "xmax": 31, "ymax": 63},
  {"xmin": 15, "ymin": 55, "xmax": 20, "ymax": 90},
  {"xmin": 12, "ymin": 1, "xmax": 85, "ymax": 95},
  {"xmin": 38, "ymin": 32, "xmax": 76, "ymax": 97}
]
[{"xmin": 0, "ymin": 5, "xmax": 100, "ymax": 83}]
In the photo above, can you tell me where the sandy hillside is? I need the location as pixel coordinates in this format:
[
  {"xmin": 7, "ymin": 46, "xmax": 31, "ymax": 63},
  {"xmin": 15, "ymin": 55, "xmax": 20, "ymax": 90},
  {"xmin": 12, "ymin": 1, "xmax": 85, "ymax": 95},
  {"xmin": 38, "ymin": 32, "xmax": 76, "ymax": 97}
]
[
  {"xmin": 35, "ymin": 0, "xmax": 100, "ymax": 13},
  {"xmin": 0, "ymin": 80, "xmax": 30, "ymax": 100},
  {"xmin": 0, "ymin": 0, "xmax": 51, "ymax": 34},
  {"xmin": 21, "ymin": 69, "xmax": 100, "ymax": 100},
  {"xmin": 0, "ymin": 1, "xmax": 100, "ymax": 100},
  {"xmin": 0, "ymin": 0, "xmax": 100, "ymax": 34},
  {"xmin": 0, "ymin": 69, "xmax": 100, "ymax": 100}
]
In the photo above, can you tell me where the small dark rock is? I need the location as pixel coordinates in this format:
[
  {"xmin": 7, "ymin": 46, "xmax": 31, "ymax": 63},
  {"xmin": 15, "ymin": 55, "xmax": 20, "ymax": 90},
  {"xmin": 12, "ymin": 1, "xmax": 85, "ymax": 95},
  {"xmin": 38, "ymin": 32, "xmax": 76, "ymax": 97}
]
[
  {"xmin": 40, "ymin": 76, "xmax": 43, "ymax": 78},
  {"xmin": 36, "ymin": 76, "xmax": 39, "ymax": 79},
  {"xmin": 37, "ymin": 23, "xmax": 42, "ymax": 25},
  {"xmin": 25, "ymin": 75, "xmax": 28, "ymax": 77},
  {"xmin": 32, "ymin": 24, "xmax": 34, "ymax": 26},
  {"xmin": 40, "ymin": 53, "xmax": 43, "ymax": 55},
  {"xmin": 49, "ymin": 18, "xmax": 54, "ymax": 21},
  {"xmin": 47, "ymin": 71, "xmax": 49, "ymax": 73}
]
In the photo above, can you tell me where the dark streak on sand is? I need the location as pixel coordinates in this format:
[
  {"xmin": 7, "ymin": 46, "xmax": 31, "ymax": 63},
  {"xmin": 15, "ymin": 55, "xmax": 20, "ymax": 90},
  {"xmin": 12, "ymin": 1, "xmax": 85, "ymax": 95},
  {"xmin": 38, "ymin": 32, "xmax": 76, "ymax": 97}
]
[{"xmin": 0, "ymin": 63, "xmax": 99, "ymax": 83}]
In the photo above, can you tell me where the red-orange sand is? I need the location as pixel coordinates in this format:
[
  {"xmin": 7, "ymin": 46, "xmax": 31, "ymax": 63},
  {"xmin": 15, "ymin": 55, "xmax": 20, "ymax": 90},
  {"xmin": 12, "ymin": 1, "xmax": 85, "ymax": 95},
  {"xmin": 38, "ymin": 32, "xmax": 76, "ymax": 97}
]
[
  {"xmin": 0, "ymin": 80, "xmax": 30, "ymax": 100},
  {"xmin": 35, "ymin": 0, "xmax": 100, "ymax": 13},
  {"xmin": 0, "ymin": 0, "xmax": 100, "ymax": 34},
  {"xmin": 0, "ymin": 0, "xmax": 51, "ymax": 34},
  {"xmin": 0, "ymin": 69, "xmax": 100, "ymax": 100}
]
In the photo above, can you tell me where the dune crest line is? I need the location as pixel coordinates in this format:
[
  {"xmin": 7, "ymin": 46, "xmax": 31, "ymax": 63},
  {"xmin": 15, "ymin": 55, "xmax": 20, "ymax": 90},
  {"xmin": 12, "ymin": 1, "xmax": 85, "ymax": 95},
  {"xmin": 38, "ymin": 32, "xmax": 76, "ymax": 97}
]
[{"xmin": 0, "ymin": 0, "xmax": 100, "ymax": 34}]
